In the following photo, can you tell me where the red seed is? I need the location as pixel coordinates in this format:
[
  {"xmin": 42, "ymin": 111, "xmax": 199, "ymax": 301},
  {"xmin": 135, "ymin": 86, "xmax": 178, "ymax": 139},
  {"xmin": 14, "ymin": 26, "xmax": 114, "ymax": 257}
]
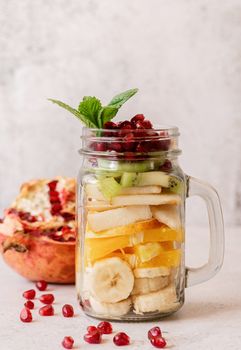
[
  {"xmin": 104, "ymin": 121, "xmax": 118, "ymax": 129},
  {"xmin": 113, "ymin": 332, "xmax": 130, "ymax": 346},
  {"xmin": 142, "ymin": 119, "xmax": 153, "ymax": 129},
  {"xmin": 84, "ymin": 330, "xmax": 102, "ymax": 344},
  {"xmin": 48, "ymin": 180, "xmax": 58, "ymax": 191},
  {"xmin": 24, "ymin": 300, "xmax": 34, "ymax": 310},
  {"xmin": 131, "ymin": 114, "xmax": 145, "ymax": 123},
  {"xmin": 62, "ymin": 336, "xmax": 74, "ymax": 349},
  {"xmin": 51, "ymin": 203, "xmax": 62, "ymax": 215},
  {"xmin": 62, "ymin": 304, "xmax": 74, "ymax": 318},
  {"xmin": 118, "ymin": 120, "xmax": 132, "ymax": 129},
  {"xmin": 39, "ymin": 293, "xmax": 55, "ymax": 304},
  {"xmin": 150, "ymin": 336, "xmax": 167, "ymax": 348},
  {"xmin": 87, "ymin": 326, "xmax": 98, "ymax": 334},
  {"xmin": 39, "ymin": 304, "xmax": 54, "ymax": 316},
  {"xmin": 97, "ymin": 321, "xmax": 113, "ymax": 334},
  {"xmin": 36, "ymin": 280, "xmax": 48, "ymax": 291},
  {"xmin": 159, "ymin": 160, "xmax": 172, "ymax": 172},
  {"xmin": 20, "ymin": 308, "xmax": 32, "ymax": 322},
  {"xmin": 23, "ymin": 289, "xmax": 36, "ymax": 300},
  {"xmin": 148, "ymin": 326, "xmax": 162, "ymax": 340},
  {"xmin": 94, "ymin": 142, "xmax": 107, "ymax": 152}
]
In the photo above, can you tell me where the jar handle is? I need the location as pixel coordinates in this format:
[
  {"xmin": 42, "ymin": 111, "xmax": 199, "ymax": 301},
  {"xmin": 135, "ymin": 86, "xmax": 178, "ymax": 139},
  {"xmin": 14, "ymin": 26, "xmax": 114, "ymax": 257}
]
[{"xmin": 185, "ymin": 176, "xmax": 225, "ymax": 287}]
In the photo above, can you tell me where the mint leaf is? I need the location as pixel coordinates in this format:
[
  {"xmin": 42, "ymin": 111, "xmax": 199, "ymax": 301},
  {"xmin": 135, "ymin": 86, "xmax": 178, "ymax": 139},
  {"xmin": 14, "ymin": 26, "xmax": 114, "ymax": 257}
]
[
  {"xmin": 108, "ymin": 88, "xmax": 138, "ymax": 109},
  {"xmin": 97, "ymin": 106, "xmax": 119, "ymax": 128},
  {"xmin": 78, "ymin": 96, "xmax": 102, "ymax": 127},
  {"xmin": 48, "ymin": 99, "xmax": 98, "ymax": 128}
]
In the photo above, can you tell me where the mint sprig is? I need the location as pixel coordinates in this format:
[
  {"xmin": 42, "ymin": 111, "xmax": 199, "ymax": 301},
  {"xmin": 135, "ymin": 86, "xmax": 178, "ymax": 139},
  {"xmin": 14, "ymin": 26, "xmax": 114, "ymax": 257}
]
[{"xmin": 49, "ymin": 88, "xmax": 138, "ymax": 128}]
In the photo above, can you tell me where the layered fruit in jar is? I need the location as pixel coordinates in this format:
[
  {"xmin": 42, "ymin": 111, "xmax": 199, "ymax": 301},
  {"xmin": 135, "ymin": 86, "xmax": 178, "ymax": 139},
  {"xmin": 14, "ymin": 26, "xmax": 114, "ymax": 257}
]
[{"xmin": 77, "ymin": 115, "xmax": 185, "ymax": 320}]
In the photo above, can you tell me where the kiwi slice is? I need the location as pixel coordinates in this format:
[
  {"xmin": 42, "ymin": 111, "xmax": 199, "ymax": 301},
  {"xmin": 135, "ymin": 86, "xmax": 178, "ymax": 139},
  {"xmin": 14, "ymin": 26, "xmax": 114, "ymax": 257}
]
[
  {"xmin": 97, "ymin": 159, "xmax": 154, "ymax": 172},
  {"xmin": 98, "ymin": 177, "xmax": 122, "ymax": 199},
  {"xmin": 168, "ymin": 176, "xmax": 184, "ymax": 194},
  {"xmin": 120, "ymin": 172, "xmax": 137, "ymax": 187},
  {"xmin": 135, "ymin": 171, "xmax": 170, "ymax": 187}
]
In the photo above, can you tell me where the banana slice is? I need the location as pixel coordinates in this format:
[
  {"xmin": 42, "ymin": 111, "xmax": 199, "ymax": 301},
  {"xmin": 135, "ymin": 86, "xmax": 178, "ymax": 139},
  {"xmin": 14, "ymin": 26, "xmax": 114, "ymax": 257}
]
[
  {"xmin": 134, "ymin": 266, "xmax": 170, "ymax": 278},
  {"xmin": 89, "ymin": 296, "xmax": 131, "ymax": 317},
  {"xmin": 131, "ymin": 276, "xmax": 169, "ymax": 295},
  {"xmin": 151, "ymin": 205, "xmax": 181, "ymax": 230},
  {"xmin": 132, "ymin": 284, "xmax": 178, "ymax": 314},
  {"xmin": 89, "ymin": 257, "xmax": 134, "ymax": 303}
]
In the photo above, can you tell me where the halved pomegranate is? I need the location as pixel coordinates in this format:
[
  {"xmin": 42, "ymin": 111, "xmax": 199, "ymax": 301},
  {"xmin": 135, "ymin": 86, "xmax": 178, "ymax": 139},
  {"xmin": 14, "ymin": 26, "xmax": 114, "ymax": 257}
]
[{"xmin": 0, "ymin": 177, "xmax": 76, "ymax": 284}]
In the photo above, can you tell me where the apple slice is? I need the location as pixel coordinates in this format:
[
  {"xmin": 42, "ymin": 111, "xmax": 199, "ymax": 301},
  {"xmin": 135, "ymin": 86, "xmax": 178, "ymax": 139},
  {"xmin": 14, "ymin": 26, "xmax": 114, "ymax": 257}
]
[
  {"xmin": 121, "ymin": 186, "xmax": 162, "ymax": 195},
  {"xmin": 111, "ymin": 194, "xmax": 181, "ymax": 207},
  {"xmin": 151, "ymin": 205, "xmax": 181, "ymax": 230},
  {"xmin": 87, "ymin": 205, "xmax": 152, "ymax": 232}
]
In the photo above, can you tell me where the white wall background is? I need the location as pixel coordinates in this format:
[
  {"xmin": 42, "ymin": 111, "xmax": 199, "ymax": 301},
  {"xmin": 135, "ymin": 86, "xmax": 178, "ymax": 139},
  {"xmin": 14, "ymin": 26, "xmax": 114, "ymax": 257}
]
[{"xmin": 0, "ymin": 0, "xmax": 241, "ymax": 225}]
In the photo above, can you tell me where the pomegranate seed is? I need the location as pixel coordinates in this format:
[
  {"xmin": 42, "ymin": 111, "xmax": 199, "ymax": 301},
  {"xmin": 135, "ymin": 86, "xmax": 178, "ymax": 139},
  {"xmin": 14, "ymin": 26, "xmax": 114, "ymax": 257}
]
[
  {"xmin": 39, "ymin": 304, "xmax": 54, "ymax": 316},
  {"xmin": 148, "ymin": 326, "xmax": 162, "ymax": 340},
  {"xmin": 24, "ymin": 300, "xmax": 34, "ymax": 310},
  {"xmin": 18, "ymin": 211, "xmax": 37, "ymax": 222},
  {"xmin": 113, "ymin": 332, "xmax": 130, "ymax": 346},
  {"xmin": 104, "ymin": 121, "xmax": 117, "ymax": 129},
  {"xmin": 84, "ymin": 330, "xmax": 102, "ymax": 344},
  {"xmin": 51, "ymin": 203, "xmax": 62, "ymax": 215},
  {"xmin": 97, "ymin": 321, "xmax": 113, "ymax": 334},
  {"xmin": 20, "ymin": 308, "xmax": 32, "ymax": 322},
  {"xmin": 131, "ymin": 114, "xmax": 145, "ymax": 123},
  {"xmin": 87, "ymin": 326, "xmax": 98, "ymax": 334},
  {"xmin": 150, "ymin": 336, "xmax": 167, "ymax": 348},
  {"xmin": 142, "ymin": 119, "xmax": 153, "ymax": 129},
  {"xmin": 94, "ymin": 142, "xmax": 107, "ymax": 152},
  {"xmin": 159, "ymin": 160, "xmax": 172, "ymax": 172},
  {"xmin": 36, "ymin": 280, "xmax": 48, "ymax": 291},
  {"xmin": 118, "ymin": 120, "xmax": 132, "ymax": 129},
  {"xmin": 48, "ymin": 180, "xmax": 58, "ymax": 191},
  {"xmin": 62, "ymin": 304, "xmax": 74, "ymax": 317},
  {"xmin": 62, "ymin": 336, "xmax": 74, "ymax": 349},
  {"xmin": 108, "ymin": 142, "xmax": 122, "ymax": 152},
  {"xmin": 39, "ymin": 293, "xmax": 55, "ymax": 304},
  {"xmin": 23, "ymin": 289, "xmax": 36, "ymax": 300}
]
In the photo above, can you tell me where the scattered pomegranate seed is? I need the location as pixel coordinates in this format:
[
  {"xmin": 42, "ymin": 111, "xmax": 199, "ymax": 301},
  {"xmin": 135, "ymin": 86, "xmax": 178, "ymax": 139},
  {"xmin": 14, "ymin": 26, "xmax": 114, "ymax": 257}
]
[
  {"xmin": 87, "ymin": 325, "xmax": 98, "ymax": 334},
  {"xmin": 84, "ymin": 329, "xmax": 102, "ymax": 344},
  {"xmin": 113, "ymin": 332, "xmax": 130, "ymax": 346},
  {"xmin": 39, "ymin": 293, "xmax": 55, "ymax": 304},
  {"xmin": 36, "ymin": 280, "xmax": 48, "ymax": 291},
  {"xmin": 97, "ymin": 321, "xmax": 113, "ymax": 334},
  {"xmin": 131, "ymin": 114, "xmax": 145, "ymax": 123},
  {"xmin": 148, "ymin": 326, "xmax": 162, "ymax": 340},
  {"xmin": 62, "ymin": 304, "xmax": 74, "ymax": 318},
  {"xmin": 22, "ymin": 289, "xmax": 36, "ymax": 300},
  {"xmin": 39, "ymin": 304, "xmax": 54, "ymax": 316},
  {"xmin": 150, "ymin": 336, "xmax": 167, "ymax": 348},
  {"xmin": 24, "ymin": 300, "xmax": 34, "ymax": 310},
  {"xmin": 20, "ymin": 307, "xmax": 32, "ymax": 322},
  {"xmin": 48, "ymin": 180, "xmax": 58, "ymax": 191},
  {"xmin": 62, "ymin": 336, "xmax": 74, "ymax": 349}
]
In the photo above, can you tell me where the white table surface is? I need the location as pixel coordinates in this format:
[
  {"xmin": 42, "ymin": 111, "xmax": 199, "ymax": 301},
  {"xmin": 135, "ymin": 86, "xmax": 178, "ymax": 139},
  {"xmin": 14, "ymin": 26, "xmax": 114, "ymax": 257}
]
[{"xmin": 0, "ymin": 226, "xmax": 240, "ymax": 350}]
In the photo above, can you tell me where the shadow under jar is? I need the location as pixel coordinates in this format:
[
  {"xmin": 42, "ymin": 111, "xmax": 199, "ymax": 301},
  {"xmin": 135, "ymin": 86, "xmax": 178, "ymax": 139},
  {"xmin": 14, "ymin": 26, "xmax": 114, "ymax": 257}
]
[{"xmin": 76, "ymin": 126, "xmax": 224, "ymax": 321}]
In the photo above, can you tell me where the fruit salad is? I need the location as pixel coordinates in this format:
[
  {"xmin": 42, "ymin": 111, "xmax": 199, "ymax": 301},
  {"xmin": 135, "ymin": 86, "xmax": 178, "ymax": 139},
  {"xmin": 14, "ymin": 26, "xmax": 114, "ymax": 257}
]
[{"xmin": 50, "ymin": 88, "xmax": 186, "ymax": 320}]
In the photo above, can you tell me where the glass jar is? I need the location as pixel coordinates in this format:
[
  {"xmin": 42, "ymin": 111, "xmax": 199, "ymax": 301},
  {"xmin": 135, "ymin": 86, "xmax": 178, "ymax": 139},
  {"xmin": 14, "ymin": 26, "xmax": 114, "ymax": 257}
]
[{"xmin": 76, "ymin": 126, "xmax": 224, "ymax": 321}]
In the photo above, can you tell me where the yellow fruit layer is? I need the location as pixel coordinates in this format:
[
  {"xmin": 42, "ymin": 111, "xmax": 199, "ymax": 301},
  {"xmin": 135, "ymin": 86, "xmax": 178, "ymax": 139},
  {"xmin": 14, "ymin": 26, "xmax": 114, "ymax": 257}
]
[
  {"xmin": 85, "ymin": 248, "xmax": 181, "ymax": 269},
  {"xmin": 85, "ymin": 225, "xmax": 182, "ymax": 262}
]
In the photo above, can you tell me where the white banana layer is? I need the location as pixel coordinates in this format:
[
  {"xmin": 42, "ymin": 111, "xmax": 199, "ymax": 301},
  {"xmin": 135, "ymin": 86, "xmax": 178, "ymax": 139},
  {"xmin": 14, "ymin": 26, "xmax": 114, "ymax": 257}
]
[
  {"xmin": 132, "ymin": 284, "xmax": 178, "ymax": 314},
  {"xmin": 89, "ymin": 296, "xmax": 131, "ymax": 317},
  {"xmin": 131, "ymin": 276, "xmax": 169, "ymax": 295},
  {"xmin": 134, "ymin": 266, "xmax": 171, "ymax": 278}
]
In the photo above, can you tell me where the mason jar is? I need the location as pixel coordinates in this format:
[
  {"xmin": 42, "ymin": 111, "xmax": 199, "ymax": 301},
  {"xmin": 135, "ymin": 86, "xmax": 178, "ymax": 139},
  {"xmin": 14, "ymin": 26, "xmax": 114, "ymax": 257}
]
[{"xmin": 76, "ymin": 126, "xmax": 224, "ymax": 321}]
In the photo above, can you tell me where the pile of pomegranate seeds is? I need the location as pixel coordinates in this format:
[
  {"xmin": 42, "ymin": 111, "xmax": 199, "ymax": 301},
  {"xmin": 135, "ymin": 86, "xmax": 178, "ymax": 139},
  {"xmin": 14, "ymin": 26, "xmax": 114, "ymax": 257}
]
[
  {"xmin": 39, "ymin": 293, "xmax": 55, "ymax": 305},
  {"xmin": 39, "ymin": 304, "xmax": 54, "ymax": 316},
  {"xmin": 113, "ymin": 332, "xmax": 130, "ymax": 346},
  {"xmin": 47, "ymin": 180, "xmax": 63, "ymax": 216},
  {"xmin": 22, "ymin": 289, "xmax": 36, "ymax": 300},
  {"xmin": 62, "ymin": 336, "xmax": 74, "ymax": 349},
  {"xmin": 24, "ymin": 300, "xmax": 34, "ymax": 309},
  {"xmin": 92, "ymin": 114, "xmax": 171, "ymax": 155},
  {"xmin": 36, "ymin": 280, "xmax": 48, "ymax": 291},
  {"xmin": 148, "ymin": 326, "xmax": 167, "ymax": 348},
  {"xmin": 62, "ymin": 304, "xmax": 74, "ymax": 318}
]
